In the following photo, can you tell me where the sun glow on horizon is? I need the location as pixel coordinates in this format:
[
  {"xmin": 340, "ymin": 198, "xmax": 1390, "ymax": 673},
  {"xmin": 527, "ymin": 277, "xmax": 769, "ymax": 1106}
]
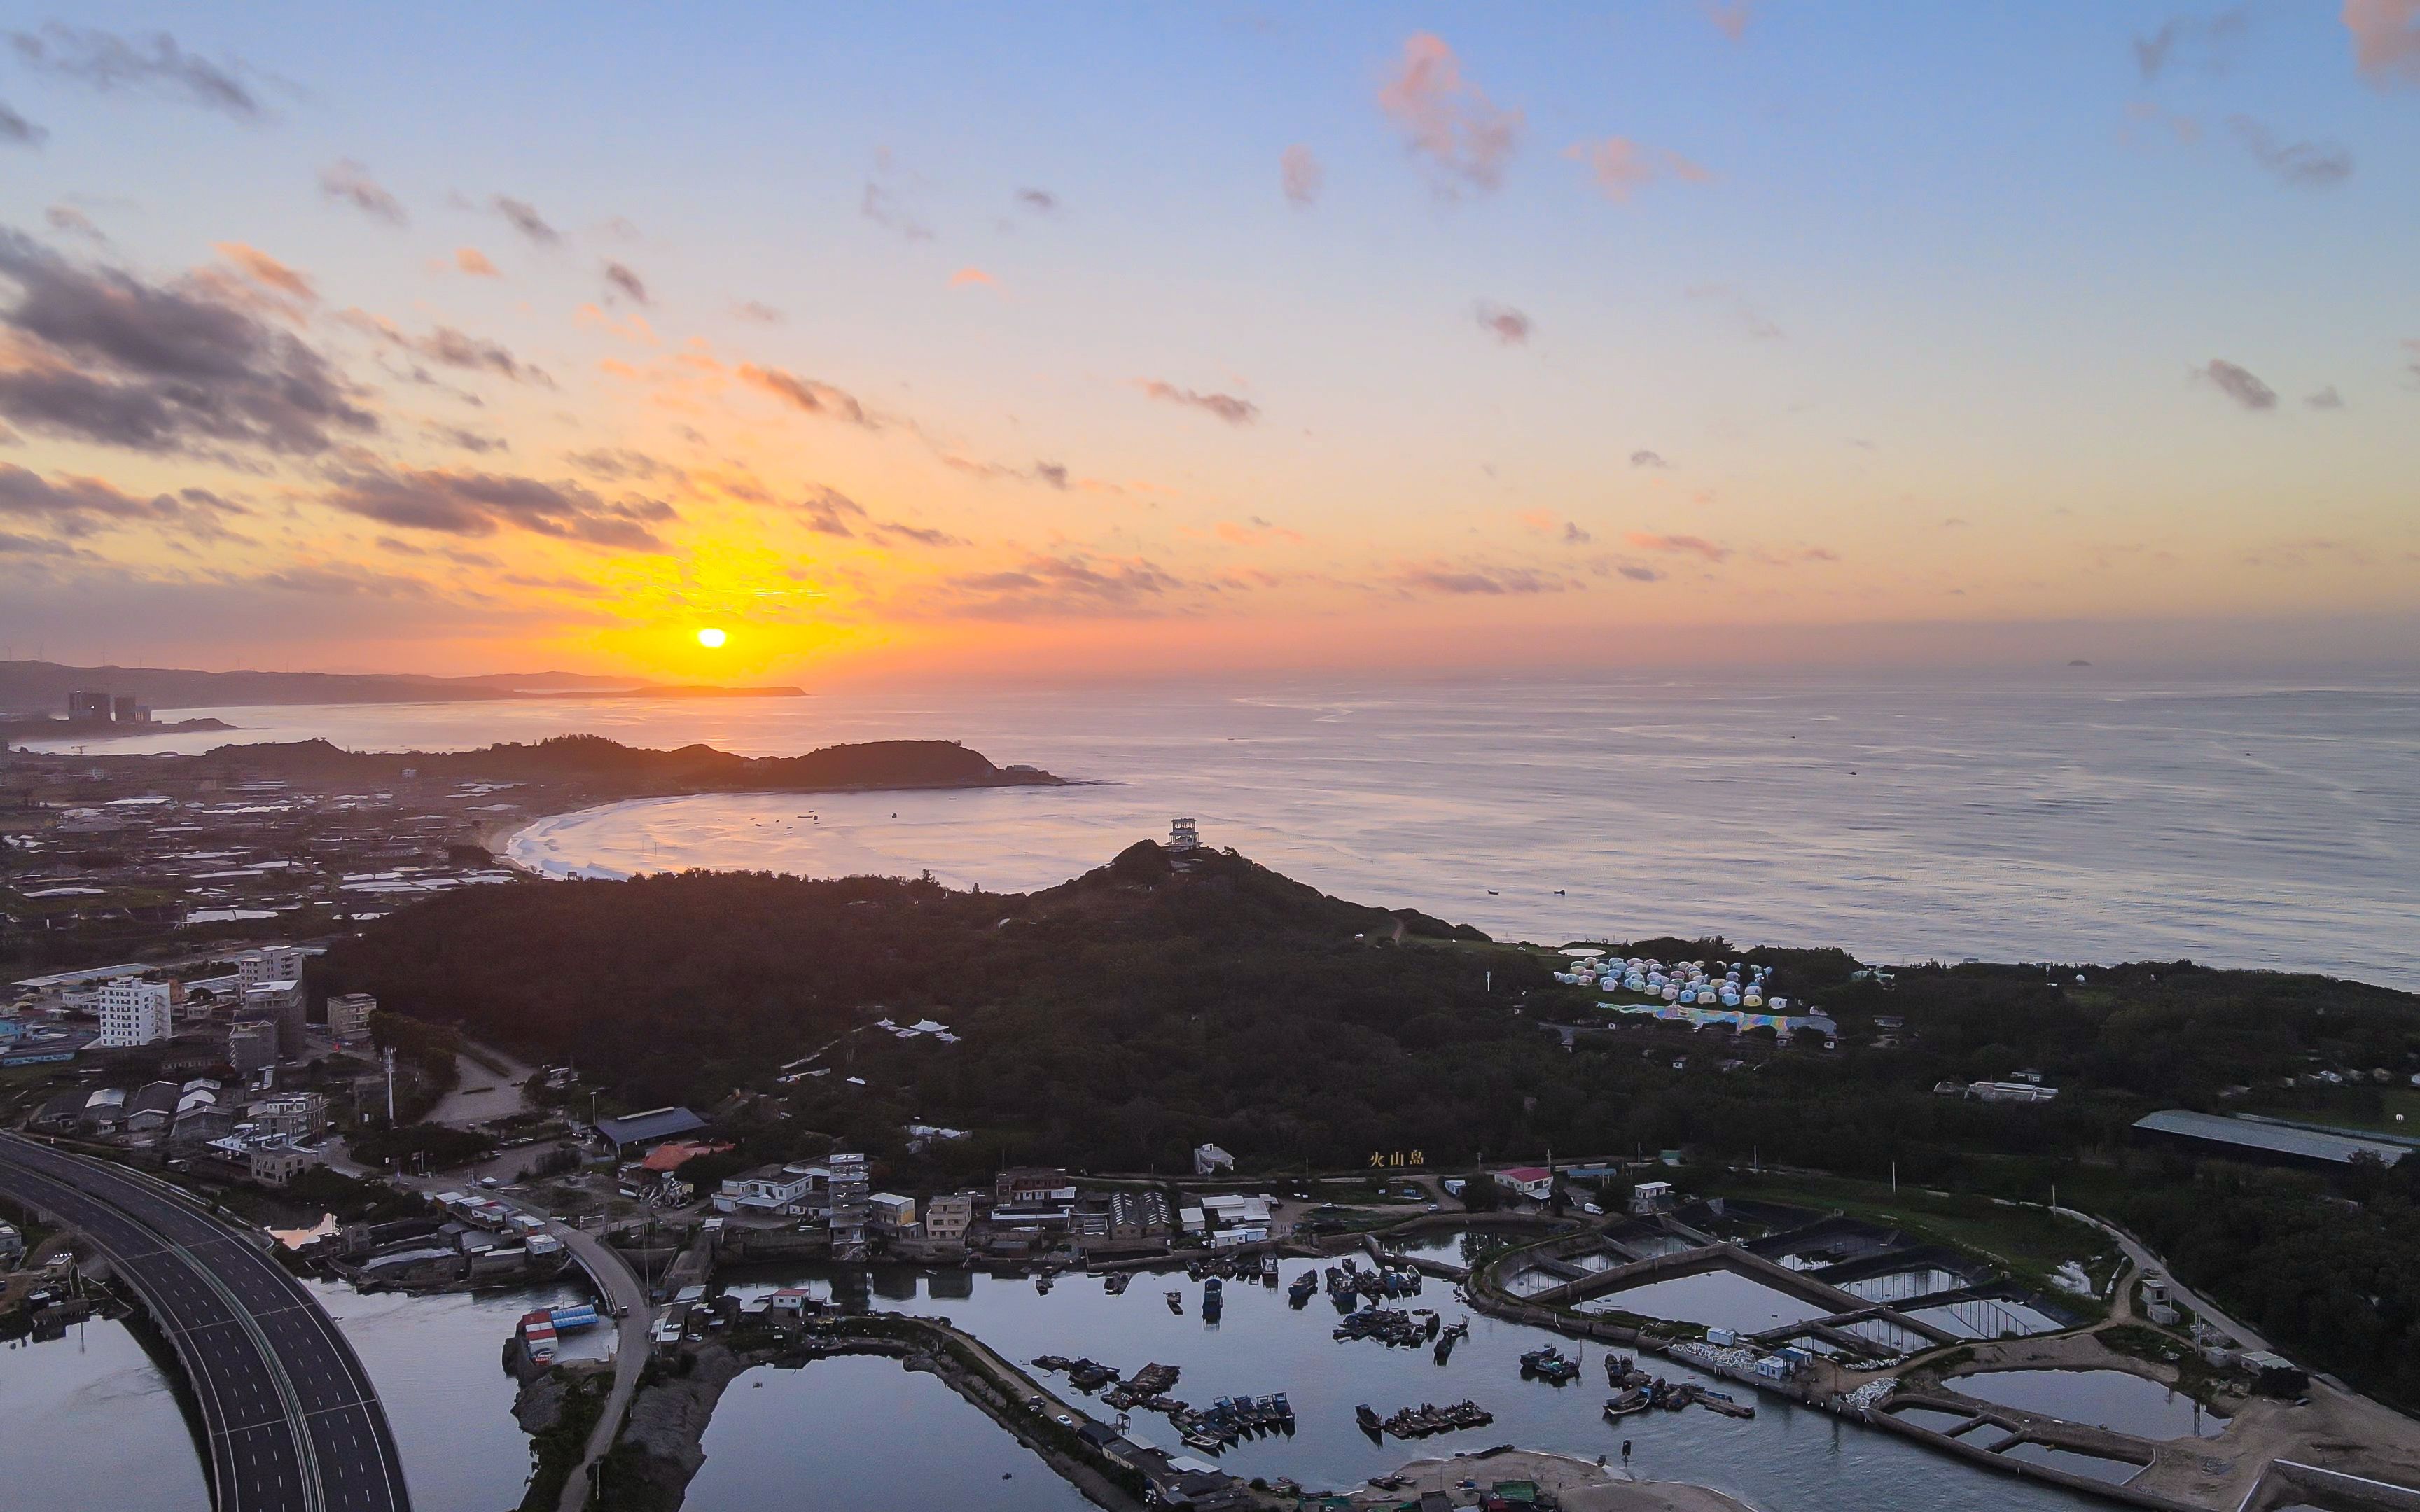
[{"xmin": 695, "ymin": 627, "xmax": 728, "ymax": 649}]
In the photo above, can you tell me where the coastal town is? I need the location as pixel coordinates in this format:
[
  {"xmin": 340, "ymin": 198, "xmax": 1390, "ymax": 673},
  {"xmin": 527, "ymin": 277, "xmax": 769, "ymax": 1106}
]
[{"xmin": 8, "ymin": 883, "xmax": 2420, "ymax": 1512}]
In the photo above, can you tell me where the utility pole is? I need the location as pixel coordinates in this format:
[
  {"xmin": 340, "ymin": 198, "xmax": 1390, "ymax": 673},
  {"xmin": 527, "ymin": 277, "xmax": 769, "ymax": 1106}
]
[{"xmin": 382, "ymin": 1046, "xmax": 395, "ymax": 1122}]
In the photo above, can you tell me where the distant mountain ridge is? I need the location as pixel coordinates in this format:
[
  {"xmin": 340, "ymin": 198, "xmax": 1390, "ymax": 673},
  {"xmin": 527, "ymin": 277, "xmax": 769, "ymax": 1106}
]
[{"xmin": 0, "ymin": 660, "xmax": 800, "ymax": 713}]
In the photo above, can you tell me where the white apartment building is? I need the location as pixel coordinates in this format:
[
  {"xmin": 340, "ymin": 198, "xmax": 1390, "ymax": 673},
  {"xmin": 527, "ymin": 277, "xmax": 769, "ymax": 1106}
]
[
  {"xmin": 236, "ymin": 947, "xmax": 307, "ymax": 992},
  {"xmin": 97, "ymin": 976, "xmax": 175, "ymax": 1048},
  {"xmin": 922, "ymin": 1192, "xmax": 976, "ymax": 1242}
]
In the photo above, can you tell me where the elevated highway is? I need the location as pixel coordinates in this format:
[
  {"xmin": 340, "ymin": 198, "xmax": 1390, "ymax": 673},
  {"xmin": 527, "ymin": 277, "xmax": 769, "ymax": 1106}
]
[{"xmin": 0, "ymin": 1133, "xmax": 410, "ymax": 1512}]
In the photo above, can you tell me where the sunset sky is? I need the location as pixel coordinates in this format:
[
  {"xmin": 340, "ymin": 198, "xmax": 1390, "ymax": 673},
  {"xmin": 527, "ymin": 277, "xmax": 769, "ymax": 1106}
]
[{"xmin": 0, "ymin": 4, "xmax": 2414, "ymax": 681}]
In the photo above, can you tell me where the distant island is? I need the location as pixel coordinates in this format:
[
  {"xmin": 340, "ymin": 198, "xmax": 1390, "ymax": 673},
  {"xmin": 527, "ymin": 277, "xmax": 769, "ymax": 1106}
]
[
  {"xmin": 1, "ymin": 715, "xmax": 237, "ymax": 744},
  {"xmin": 183, "ymin": 733, "xmax": 1062, "ymax": 794},
  {"xmin": 0, "ymin": 658, "xmax": 802, "ymax": 715}
]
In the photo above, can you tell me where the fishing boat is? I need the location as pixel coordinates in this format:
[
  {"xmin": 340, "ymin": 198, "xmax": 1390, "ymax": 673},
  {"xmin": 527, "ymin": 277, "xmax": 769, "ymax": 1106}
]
[
  {"xmin": 1604, "ymin": 1389, "xmax": 1652, "ymax": 1420},
  {"xmin": 1202, "ymin": 1277, "xmax": 1223, "ymax": 1322},
  {"xmin": 1355, "ymin": 1404, "xmax": 1382, "ymax": 1435},
  {"xmin": 1166, "ymin": 1289, "xmax": 1183, "ymax": 1314},
  {"xmin": 1104, "ymin": 1272, "xmax": 1131, "ymax": 1295},
  {"xmin": 1034, "ymin": 1274, "xmax": 1053, "ymax": 1294}
]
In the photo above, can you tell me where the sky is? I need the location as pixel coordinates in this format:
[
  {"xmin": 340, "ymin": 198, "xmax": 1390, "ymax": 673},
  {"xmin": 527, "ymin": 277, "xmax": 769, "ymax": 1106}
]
[{"xmin": 0, "ymin": 2, "xmax": 2414, "ymax": 683}]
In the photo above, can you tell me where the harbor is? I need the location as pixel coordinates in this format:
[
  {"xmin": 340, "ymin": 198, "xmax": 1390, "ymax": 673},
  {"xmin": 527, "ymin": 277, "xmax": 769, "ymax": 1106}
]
[{"xmin": 705, "ymin": 1248, "xmax": 2113, "ymax": 1509}]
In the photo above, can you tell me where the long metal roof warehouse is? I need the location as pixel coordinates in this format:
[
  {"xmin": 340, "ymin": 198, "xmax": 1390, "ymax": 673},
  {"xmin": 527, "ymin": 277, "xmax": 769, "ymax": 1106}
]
[
  {"xmin": 593, "ymin": 1105, "xmax": 707, "ymax": 1152},
  {"xmin": 2132, "ymin": 1109, "xmax": 2409, "ymax": 1168}
]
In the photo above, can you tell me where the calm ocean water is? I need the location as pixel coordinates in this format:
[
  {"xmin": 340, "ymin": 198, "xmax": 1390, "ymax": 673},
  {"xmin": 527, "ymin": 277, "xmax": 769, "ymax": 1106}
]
[{"xmin": 45, "ymin": 673, "xmax": 2420, "ymax": 988}]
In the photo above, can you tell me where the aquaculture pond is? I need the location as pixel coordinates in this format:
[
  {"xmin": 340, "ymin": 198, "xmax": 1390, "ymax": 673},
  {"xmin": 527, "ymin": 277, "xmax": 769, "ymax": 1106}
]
[
  {"xmin": 687, "ymin": 1352, "xmax": 1090, "ymax": 1512},
  {"xmin": 713, "ymin": 1261, "xmax": 2115, "ymax": 1511},
  {"xmin": 1574, "ymin": 1267, "xmax": 1836, "ymax": 1333},
  {"xmin": 1952, "ymin": 1368, "xmax": 2226, "ymax": 1441}
]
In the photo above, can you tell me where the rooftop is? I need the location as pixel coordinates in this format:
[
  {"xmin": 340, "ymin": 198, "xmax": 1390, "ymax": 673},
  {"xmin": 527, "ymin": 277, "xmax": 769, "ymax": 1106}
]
[{"xmin": 2134, "ymin": 1108, "xmax": 2409, "ymax": 1167}]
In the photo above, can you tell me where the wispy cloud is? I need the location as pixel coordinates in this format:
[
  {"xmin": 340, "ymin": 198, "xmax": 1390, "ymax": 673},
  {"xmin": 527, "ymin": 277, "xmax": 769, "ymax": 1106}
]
[
  {"xmin": 1566, "ymin": 137, "xmax": 1711, "ymax": 203},
  {"xmin": 1392, "ymin": 561, "xmax": 1571, "ymax": 595},
  {"xmin": 213, "ymin": 242, "xmax": 316, "ymax": 303},
  {"xmin": 1281, "ymin": 144, "xmax": 1324, "ymax": 207},
  {"xmin": 1473, "ymin": 301, "xmax": 1531, "ymax": 344},
  {"xmin": 602, "ymin": 260, "xmax": 651, "ymax": 304},
  {"xmin": 2344, "ymin": 0, "xmax": 2420, "ymax": 88},
  {"xmin": 8, "ymin": 24, "xmax": 262, "ymax": 120},
  {"xmin": 1015, "ymin": 187, "xmax": 1059, "ymax": 215},
  {"xmin": 492, "ymin": 195, "xmax": 561, "ymax": 247},
  {"xmin": 1685, "ymin": 283, "xmax": 1783, "ymax": 341},
  {"xmin": 324, "ymin": 463, "xmax": 675, "ymax": 551},
  {"xmin": 319, "ymin": 159, "xmax": 406, "ymax": 225},
  {"xmin": 733, "ymin": 300, "xmax": 783, "ymax": 325},
  {"xmin": 1630, "ymin": 449, "xmax": 1670, "ymax": 469},
  {"xmin": 1138, "ymin": 379, "xmax": 1258, "ymax": 426},
  {"xmin": 455, "ymin": 246, "xmax": 499, "ymax": 276},
  {"xmin": 927, "ymin": 552, "xmax": 1187, "ymax": 619},
  {"xmin": 0, "ymin": 461, "xmax": 250, "ymax": 543},
  {"xmin": 948, "ymin": 266, "xmax": 996, "ymax": 289},
  {"xmin": 341, "ymin": 309, "xmax": 550, "ymax": 386},
  {"xmin": 0, "ymin": 99, "xmax": 46, "ymax": 147},
  {"xmin": 2200, "ymin": 358, "xmax": 2277, "ymax": 410},
  {"xmin": 737, "ymin": 365, "xmax": 877, "ymax": 428},
  {"xmin": 2226, "ymin": 115, "xmax": 2353, "ymax": 187},
  {"xmin": 44, "ymin": 205, "xmax": 103, "ymax": 243},
  {"xmin": 2304, "ymin": 385, "xmax": 2346, "ymax": 410},
  {"xmin": 1626, "ymin": 531, "xmax": 1731, "ymax": 562},
  {"xmin": 2133, "ymin": 8, "xmax": 2248, "ymax": 81},
  {"xmin": 1377, "ymin": 33, "xmax": 1522, "ymax": 198}
]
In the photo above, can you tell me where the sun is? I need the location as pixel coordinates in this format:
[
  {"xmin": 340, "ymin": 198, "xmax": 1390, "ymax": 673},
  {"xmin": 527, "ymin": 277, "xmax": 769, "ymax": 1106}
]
[{"xmin": 695, "ymin": 626, "xmax": 728, "ymax": 649}]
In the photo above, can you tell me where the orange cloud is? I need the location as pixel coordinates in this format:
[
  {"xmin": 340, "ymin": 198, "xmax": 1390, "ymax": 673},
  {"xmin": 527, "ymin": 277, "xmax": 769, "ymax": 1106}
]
[
  {"xmin": 456, "ymin": 246, "xmax": 500, "ymax": 276},
  {"xmin": 948, "ymin": 265, "xmax": 996, "ymax": 288},
  {"xmin": 213, "ymin": 242, "xmax": 317, "ymax": 302}
]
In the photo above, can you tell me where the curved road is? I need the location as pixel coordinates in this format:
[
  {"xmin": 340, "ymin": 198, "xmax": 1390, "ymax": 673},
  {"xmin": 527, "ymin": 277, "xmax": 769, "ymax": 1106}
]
[{"xmin": 0, "ymin": 1134, "xmax": 410, "ymax": 1512}]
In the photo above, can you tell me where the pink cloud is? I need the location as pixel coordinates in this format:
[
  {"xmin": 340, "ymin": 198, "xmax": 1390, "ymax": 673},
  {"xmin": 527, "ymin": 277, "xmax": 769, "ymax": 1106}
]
[
  {"xmin": 948, "ymin": 266, "xmax": 996, "ymax": 288},
  {"xmin": 2344, "ymin": 0, "xmax": 2420, "ymax": 86},
  {"xmin": 1703, "ymin": 1, "xmax": 1755, "ymax": 41},
  {"xmin": 1281, "ymin": 144, "xmax": 1323, "ymax": 207},
  {"xmin": 1567, "ymin": 138, "xmax": 1711, "ymax": 203},
  {"xmin": 456, "ymin": 246, "xmax": 499, "ymax": 276},
  {"xmin": 1377, "ymin": 33, "xmax": 1522, "ymax": 197}
]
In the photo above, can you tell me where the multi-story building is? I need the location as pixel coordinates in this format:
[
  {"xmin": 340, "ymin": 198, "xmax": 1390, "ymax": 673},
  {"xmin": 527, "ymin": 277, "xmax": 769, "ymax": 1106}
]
[
  {"xmin": 239, "ymin": 979, "xmax": 306, "ymax": 1056},
  {"xmin": 922, "ymin": 1191, "xmax": 977, "ymax": 1242},
  {"xmin": 827, "ymin": 1151, "xmax": 871, "ymax": 1259},
  {"xmin": 249, "ymin": 1091, "xmax": 328, "ymax": 1141},
  {"xmin": 228, "ymin": 1019, "xmax": 279, "ymax": 1073},
  {"xmin": 248, "ymin": 1144, "xmax": 317, "ymax": 1187},
  {"xmin": 96, "ymin": 976, "xmax": 175, "ymax": 1047},
  {"xmin": 236, "ymin": 947, "xmax": 308, "ymax": 993},
  {"xmin": 868, "ymin": 1192, "xmax": 917, "ymax": 1234},
  {"xmin": 326, "ymin": 991, "xmax": 377, "ymax": 1043}
]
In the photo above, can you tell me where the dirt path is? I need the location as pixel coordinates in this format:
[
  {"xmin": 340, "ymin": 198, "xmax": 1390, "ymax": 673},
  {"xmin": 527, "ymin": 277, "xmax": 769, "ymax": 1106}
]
[
  {"xmin": 425, "ymin": 1042, "xmax": 536, "ymax": 1126},
  {"xmin": 1350, "ymin": 1450, "xmax": 1755, "ymax": 1512}
]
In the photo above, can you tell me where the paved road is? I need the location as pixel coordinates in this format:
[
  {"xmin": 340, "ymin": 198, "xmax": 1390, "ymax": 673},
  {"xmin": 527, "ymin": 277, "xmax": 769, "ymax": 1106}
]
[
  {"xmin": 2051, "ymin": 1204, "xmax": 2276, "ymax": 1352},
  {"xmin": 0, "ymin": 1133, "xmax": 410, "ymax": 1512}
]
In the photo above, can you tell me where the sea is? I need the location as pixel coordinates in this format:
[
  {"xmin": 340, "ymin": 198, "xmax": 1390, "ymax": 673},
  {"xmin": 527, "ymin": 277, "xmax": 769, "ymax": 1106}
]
[{"xmin": 36, "ymin": 671, "xmax": 2419, "ymax": 988}]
